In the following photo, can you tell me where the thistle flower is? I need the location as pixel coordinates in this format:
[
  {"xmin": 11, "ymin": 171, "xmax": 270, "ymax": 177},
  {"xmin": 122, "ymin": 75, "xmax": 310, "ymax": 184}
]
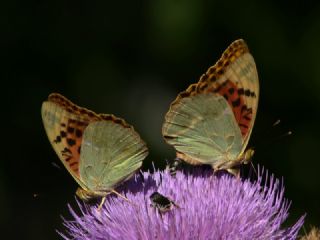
[{"xmin": 60, "ymin": 168, "xmax": 305, "ymax": 240}]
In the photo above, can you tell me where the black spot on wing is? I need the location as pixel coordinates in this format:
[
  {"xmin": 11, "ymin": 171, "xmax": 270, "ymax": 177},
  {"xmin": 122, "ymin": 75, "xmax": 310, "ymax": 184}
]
[
  {"xmin": 238, "ymin": 88, "xmax": 256, "ymax": 98},
  {"xmin": 244, "ymin": 89, "xmax": 251, "ymax": 96},
  {"xmin": 228, "ymin": 88, "xmax": 235, "ymax": 94},
  {"xmin": 67, "ymin": 138, "xmax": 76, "ymax": 146},
  {"xmin": 75, "ymin": 129, "xmax": 82, "ymax": 138},
  {"xmin": 62, "ymin": 147, "xmax": 71, "ymax": 154},
  {"xmin": 67, "ymin": 127, "xmax": 74, "ymax": 133},
  {"xmin": 238, "ymin": 88, "xmax": 244, "ymax": 95},
  {"xmin": 60, "ymin": 131, "xmax": 67, "ymax": 138},
  {"xmin": 232, "ymin": 98, "xmax": 241, "ymax": 107},
  {"xmin": 54, "ymin": 136, "xmax": 61, "ymax": 143}
]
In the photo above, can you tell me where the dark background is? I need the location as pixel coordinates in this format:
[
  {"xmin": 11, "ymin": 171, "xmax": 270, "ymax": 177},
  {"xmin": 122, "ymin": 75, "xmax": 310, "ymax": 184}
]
[{"xmin": 2, "ymin": 0, "xmax": 319, "ymax": 239}]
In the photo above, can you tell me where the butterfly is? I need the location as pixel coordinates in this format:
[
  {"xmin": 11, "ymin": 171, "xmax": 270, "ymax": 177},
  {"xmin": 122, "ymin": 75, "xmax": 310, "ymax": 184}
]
[
  {"xmin": 41, "ymin": 93, "xmax": 148, "ymax": 202},
  {"xmin": 162, "ymin": 39, "xmax": 259, "ymax": 176},
  {"xmin": 150, "ymin": 192, "xmax": 179, "ymax": 213}
]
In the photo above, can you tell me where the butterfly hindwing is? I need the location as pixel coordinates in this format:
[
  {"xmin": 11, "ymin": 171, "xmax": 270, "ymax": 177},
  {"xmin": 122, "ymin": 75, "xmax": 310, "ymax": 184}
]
[
  {"xmin": 163, "ymin": 93, "xmax": 243, "ymax": 168},
  {"xmin": 80, "ymin": 120, "xmax": 148, "ymax": 191}
]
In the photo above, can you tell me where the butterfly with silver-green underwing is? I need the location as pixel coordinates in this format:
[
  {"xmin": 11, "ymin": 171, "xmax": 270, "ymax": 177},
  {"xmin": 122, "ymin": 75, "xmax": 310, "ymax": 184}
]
[
  {"xmin": 162, "ymin": 39, "xmax": 259, "ymax": 176},
  {"xmin": 150, "ymin": 192, "xmax": 179, "ymax": 213},
  {"xmin": 41, "ymin": 93, "xmax": 148, "ymax": 200}
]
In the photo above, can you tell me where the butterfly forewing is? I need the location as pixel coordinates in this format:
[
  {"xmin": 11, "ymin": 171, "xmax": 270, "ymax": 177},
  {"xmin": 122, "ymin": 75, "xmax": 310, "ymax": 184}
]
[
  {"xmin": 197, "ymin": 39, "xmax": 259, "ymax": 147},
  {"xmin": 42, "ymin": 100, "xmax": 92, "ymax": 189},
  {"xmin": 79, "ymin": 121, "xmax": 148, "ymax": 191}
]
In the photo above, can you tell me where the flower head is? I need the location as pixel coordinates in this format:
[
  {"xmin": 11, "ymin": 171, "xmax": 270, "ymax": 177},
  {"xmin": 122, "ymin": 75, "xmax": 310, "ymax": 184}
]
[{"xmin": 60, "ymin": 168, "xmax": 304, "ymax": 240}]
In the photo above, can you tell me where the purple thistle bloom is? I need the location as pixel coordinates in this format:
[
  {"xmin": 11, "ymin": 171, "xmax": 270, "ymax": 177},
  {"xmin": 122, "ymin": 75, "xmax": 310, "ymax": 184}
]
[{"xmin": 60, "ymin": 168, "xmax": 305, "ymax": 240}]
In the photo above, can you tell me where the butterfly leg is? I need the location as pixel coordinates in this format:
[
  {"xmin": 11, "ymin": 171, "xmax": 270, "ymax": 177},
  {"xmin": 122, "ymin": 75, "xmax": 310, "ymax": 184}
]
[
  {"xmin": 112, "ymin": 190, "xmax": 141, "ymax": 208},
  {"xmin": 97, "ymin": 197, "xmax": 106, "ymax": 210},
  {"xmin": 97, "ymin": 190, "xmax": 134, "ymax": 210},
  {"xmin": 226, "ymin": 168, "xmax": 241, "ymax": 179},
  {"xmin": 111, "ymin": 189, "xmax": 133, "ymax": 204}
]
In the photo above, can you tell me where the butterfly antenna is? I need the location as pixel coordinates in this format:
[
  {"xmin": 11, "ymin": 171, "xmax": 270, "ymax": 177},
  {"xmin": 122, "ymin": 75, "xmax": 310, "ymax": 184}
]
[
  {"xmin": 33, "ymin": 193, "xmax": 40, "ymax": 198},
  {"xmin": 253, "ymin": 119, "xmax": 292, "ymax": 152},
  {"xmin": 272, "ymin": 119, "xmax": 281, "ymax": 127},
  {"xmin": 51, "ymin": 161, "xmax": 62, "ymax": 170},
  {"xmin": 276, "ymin": 130, "xmax": 292, "ymax": 139},
  {"xmin": 264, "ymin": 130, "xmax": 292, "ymax": 145},
  {"xmin": 255, "ymin": 119, "xmax": 281, "ymax": 139}
]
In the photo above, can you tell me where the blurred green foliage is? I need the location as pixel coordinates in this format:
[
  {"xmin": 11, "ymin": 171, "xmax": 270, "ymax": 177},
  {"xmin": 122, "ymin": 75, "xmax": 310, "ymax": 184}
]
[{"xmin": 1, "ymin": 0, "xmax": 320, "ymax": 239}]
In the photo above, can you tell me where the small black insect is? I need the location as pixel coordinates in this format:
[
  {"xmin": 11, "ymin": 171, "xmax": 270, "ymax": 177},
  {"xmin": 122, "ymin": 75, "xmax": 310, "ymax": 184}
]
[
  {"xmin": 166, "ymin": 158, "xmax": 185, "ymax": 176},
  {"xmin": 150, "ymin": 192, "xmax": 179, "ymax": 213},
  {"xmin": 167, "ymin": 157, "xmax": 213, "ymax": 176}
]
